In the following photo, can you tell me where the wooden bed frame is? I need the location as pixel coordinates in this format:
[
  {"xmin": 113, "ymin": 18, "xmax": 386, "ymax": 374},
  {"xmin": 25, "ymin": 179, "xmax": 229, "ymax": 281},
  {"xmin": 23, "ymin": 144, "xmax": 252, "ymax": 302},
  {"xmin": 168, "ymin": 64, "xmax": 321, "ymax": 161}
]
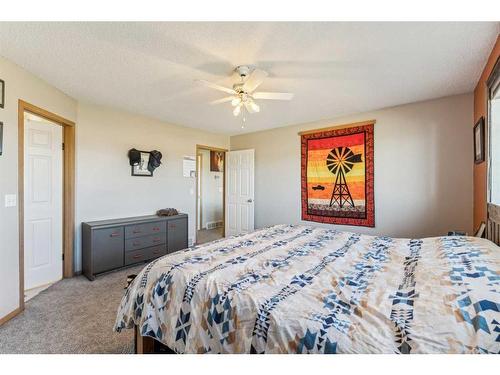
[
  {"xmin": 134, "ymin": 325, "xmax": 154, "ymax": 354},
  {"xmin": 134, "ymin": 325, "xmax": 176, "ymax": 354}
]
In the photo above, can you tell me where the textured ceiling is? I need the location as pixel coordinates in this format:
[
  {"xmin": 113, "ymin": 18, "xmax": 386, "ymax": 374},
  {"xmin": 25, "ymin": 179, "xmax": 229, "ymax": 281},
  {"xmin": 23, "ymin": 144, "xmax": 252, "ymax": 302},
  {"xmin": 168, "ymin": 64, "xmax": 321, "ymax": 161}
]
[{"xmin": 0, "ymin": 22, "xmax": 498, "ymax": 135}]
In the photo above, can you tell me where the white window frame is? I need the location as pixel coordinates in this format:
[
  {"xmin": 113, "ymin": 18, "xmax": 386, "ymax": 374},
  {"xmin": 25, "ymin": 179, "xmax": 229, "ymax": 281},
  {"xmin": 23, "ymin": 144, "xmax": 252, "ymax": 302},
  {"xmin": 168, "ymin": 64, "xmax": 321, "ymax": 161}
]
[{"xmin": 486, "ymin": 57, "xmax": 500, "ymax": 204}]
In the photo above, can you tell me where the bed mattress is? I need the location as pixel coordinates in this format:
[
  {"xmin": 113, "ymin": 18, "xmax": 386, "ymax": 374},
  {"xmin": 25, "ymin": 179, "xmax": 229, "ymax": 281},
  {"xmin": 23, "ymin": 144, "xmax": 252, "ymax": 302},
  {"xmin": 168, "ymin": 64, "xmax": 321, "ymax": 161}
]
[{"xmin": 115, "ymin": 224, "xmax": 500, "ymax": 353}]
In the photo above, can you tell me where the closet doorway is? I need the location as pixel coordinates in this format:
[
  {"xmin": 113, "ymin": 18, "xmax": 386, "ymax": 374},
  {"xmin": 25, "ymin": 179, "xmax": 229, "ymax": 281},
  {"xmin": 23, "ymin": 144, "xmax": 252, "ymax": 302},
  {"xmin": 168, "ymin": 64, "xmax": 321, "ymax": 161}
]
[{"xmin": 195, "ymin": 145, "xmax": 226, "ymax": 244}]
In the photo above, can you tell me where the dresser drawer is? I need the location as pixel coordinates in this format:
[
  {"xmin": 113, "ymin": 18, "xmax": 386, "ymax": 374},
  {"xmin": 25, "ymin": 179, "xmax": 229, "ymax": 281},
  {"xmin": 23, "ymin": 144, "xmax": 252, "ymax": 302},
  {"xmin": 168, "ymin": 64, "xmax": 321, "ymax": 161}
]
[
  {"xmin": 167, "ymin": 218, "xmax": 188, "ymax": 253},
  {"xmin": 125, "ymin": 221, "xmax": 165, "ymax": 239},
  {"xmin": 125, "ymin": 232, "xmax": 166, "ymax": 252},
  {"xmin": 124, "ymin": 245, "xmax": 167, "ymax": 266},
  {"xmin": 92, "ymin": 227, "xmax": 124, "ymax": 274}
]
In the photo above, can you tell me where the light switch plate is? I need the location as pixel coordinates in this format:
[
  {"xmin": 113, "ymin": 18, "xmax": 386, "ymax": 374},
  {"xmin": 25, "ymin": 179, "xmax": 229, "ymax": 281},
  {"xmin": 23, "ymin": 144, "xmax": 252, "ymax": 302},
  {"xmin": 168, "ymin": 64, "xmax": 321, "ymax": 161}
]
[{"xmin": 5, "ymin": 194, "xmax": 17, "ymax": 207}]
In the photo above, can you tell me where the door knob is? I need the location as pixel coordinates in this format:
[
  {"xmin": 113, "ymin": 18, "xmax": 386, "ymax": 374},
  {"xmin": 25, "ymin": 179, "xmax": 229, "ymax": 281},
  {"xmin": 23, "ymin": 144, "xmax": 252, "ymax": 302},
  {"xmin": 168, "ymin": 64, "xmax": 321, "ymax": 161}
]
[{"xmin": 247, "ymin": 199, "xmax": 253, "ymax": 203}]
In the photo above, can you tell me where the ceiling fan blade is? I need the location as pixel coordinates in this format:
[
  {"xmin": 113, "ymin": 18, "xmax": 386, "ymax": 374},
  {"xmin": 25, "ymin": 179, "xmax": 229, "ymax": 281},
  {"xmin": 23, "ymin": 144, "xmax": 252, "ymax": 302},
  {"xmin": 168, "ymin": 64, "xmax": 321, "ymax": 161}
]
[
  {"xmin": 243, "ymin": 69, "xmax": 268, "ymax": 93},
  {"xmin": 196, "ymin": 79, "xmax": 236, "ymax": 95},
  {"xmin": 210, "ymin": 96, "xmax": 236, "ymax": 105},
  {"xmin": 253, "ymin": 92, "xmax": 294, "ymax": 100}
]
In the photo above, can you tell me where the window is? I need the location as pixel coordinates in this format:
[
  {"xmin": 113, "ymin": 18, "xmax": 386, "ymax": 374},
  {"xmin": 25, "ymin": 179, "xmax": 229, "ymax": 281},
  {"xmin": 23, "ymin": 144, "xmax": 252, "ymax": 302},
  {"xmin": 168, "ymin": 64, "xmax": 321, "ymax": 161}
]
[{"xmin": 487, "ymin": 58, "xmax": 500, "ymax": 205}]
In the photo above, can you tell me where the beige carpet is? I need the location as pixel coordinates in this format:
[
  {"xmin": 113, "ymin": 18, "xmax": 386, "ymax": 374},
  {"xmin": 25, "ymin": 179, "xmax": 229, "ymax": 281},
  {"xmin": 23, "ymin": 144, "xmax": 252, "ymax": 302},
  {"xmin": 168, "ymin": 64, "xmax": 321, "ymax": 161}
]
[
  {"xmin": 197, "ymin": 227, "xmax": 223, "ymax": 244},
  {"xmin": 0, "ymin": 265, "xmax": 144, "ymax": 354}
]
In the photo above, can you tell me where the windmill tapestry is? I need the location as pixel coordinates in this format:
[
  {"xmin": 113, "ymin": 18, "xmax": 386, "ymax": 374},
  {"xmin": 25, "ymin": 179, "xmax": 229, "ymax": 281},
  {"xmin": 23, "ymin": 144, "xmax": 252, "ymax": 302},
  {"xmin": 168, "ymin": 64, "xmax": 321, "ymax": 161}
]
[{"xmin": 301, "ymin": 122, "xmax": 374, "ymax": 227}]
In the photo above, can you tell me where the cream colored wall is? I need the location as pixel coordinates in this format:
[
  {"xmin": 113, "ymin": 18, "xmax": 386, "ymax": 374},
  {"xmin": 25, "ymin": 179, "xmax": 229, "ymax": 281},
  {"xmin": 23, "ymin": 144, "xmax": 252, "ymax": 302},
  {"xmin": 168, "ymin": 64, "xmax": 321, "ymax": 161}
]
[
  {"xmin": 230, "ymin": 94, "xmax": 474, "ymax": 238},
  {"xmin": 0, "ymin": 56, "xmax": 77, "ymax": 319},
  {"xmin": 75, "ymin": 102, "xmax": 229, "ymax": 271}
]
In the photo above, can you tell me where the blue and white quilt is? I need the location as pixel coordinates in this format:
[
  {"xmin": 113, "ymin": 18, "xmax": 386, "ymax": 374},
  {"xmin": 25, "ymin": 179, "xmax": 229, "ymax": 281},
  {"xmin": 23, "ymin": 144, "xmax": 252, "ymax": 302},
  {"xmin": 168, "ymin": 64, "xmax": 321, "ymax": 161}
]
[{"xmin": 115, "ymin": 225, "xmax": 500, "ymax": 353}]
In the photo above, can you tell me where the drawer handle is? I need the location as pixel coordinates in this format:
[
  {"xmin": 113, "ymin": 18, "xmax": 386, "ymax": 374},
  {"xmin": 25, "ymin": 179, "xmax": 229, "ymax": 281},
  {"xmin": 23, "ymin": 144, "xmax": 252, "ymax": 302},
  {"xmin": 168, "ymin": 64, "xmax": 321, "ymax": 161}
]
[
  {"xmin": 132, "ymin": 254, "xmax": 143, "ymax": 259},
  {"xmin": 153, "ymin": 227, "xmax": 160, "ymax": 231},
  {"xmin": 110, "ymin": 233, "xmax": 120, "ymax": 237},
  {"xmin": 133, "ymin": 230, "xmax": 142, "ymax": 234}
]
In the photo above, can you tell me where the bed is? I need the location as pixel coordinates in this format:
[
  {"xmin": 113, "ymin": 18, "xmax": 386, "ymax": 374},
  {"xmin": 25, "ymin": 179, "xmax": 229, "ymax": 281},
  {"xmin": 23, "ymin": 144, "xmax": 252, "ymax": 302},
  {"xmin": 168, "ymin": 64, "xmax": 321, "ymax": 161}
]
[{"xmin": 114, "ymin": 224, "xmax": 500, "ymax": 354}]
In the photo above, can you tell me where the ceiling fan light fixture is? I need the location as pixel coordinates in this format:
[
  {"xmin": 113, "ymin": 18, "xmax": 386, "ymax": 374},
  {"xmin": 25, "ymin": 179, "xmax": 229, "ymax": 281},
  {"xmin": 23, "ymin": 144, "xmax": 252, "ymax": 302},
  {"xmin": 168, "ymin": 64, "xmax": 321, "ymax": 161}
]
[
  {"xmin": 233, "ymin": 105, "xmax": 241, "ymax": 117},
  {"xmin": 231, "ymin": 97, "xmax": 241, "ymax": 106},
  {"xmin": 249, "ymin": 101, "xmax": 260, "ymax": 113}
]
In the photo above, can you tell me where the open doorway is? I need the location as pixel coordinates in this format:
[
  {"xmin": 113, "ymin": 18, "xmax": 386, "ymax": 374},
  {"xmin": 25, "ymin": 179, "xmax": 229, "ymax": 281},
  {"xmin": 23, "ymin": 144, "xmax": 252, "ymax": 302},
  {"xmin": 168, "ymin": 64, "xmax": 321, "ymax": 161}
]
[{"xmin": 196, "ymin": 145, "xmax": 226, "ymax": 244}]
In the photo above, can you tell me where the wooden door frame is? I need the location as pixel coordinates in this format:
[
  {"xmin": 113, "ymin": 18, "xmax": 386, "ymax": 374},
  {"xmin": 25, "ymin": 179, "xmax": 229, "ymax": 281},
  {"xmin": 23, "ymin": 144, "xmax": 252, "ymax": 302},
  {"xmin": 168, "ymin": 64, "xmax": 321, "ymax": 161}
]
[
  {"xmin": 18, "ymin": 100, "xmax": 75, "ymax": 312},
  {"xmin": 195, "ymin": 145, "xmax": 227, "ymax": 244},
  {"xmin": 196, "ymin": 153, "xmax": 203, "ymax": 231}
]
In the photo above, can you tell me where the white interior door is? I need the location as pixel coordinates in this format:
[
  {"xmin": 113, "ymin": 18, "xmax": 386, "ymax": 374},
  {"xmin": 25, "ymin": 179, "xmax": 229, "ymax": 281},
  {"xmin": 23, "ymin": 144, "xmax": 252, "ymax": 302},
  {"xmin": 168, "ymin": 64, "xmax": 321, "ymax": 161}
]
[
  {"xmin": 225, "ymin": 149, "xmax": 254, "ymax": 236},
  {"xmin": 24, "ymin": 118, "xmax": 63, "ymax": 290}
]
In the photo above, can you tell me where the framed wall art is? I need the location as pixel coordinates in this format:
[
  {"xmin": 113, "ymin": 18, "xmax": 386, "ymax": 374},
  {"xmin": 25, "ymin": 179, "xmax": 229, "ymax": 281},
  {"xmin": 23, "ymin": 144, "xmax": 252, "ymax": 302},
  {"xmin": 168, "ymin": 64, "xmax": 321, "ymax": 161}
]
[
  {"xmin": 131, "ymin": 150, "xmax": 153, "ymax": 176},
  {"xmin": 474, "ymin": 116, "xmax": 485, "ymax": 164},
  {"xmin": 300, "ymin": 120, "xmax": 375, "ymax": 227},
  {"xmin": 0, "ymin": 122, "xmax": 3, "ymax": 155},
  {"xmin": 0, "ymin": 79, "xmax": 4, "ymax": 109},
  {"xmin": 210, "ymin": 150, "xmax": 224, "ymax": 172}
]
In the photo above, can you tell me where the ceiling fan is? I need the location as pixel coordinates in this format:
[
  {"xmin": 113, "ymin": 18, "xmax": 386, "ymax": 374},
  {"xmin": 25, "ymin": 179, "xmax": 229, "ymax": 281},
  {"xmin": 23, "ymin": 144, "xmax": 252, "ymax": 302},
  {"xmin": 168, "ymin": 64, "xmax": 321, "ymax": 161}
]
[{"xmin": 197, "ymin": 65, "xmax": 294, "ymax": 116}]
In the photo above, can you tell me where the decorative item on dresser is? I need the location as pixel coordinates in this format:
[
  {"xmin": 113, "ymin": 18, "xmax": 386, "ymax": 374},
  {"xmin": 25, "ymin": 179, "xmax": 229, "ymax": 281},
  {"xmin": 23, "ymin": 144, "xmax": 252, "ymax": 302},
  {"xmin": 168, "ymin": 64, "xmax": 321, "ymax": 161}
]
[
  {"xmin": 82, "ymin": 213, "xmax": 188, "ymax": 281},
  {"xmin": 156, "ymin": 208, "xmax": 179, "ymax": 216}
]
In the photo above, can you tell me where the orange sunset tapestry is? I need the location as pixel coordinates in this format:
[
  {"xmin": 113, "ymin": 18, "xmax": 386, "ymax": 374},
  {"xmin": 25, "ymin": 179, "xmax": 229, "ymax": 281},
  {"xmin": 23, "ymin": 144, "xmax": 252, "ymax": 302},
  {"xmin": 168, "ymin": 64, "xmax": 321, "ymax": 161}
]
[{"xmin": 301, "ymin": 122, "xmax": 374, "ymax": 227}]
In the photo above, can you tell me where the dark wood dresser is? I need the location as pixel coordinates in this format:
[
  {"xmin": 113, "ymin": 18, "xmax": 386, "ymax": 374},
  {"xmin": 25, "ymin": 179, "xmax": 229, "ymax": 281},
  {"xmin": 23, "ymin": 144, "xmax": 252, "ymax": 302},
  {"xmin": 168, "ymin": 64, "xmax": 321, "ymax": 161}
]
[{"xmin": 82, "ymin": 214, "xmax": 188, "ymax": 280}]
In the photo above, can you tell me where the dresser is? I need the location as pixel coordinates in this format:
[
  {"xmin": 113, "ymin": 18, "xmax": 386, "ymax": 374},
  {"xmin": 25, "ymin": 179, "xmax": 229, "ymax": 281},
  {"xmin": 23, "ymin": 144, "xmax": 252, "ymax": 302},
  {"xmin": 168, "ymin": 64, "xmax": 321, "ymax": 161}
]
[{"xmin": 82, "ymin": 214, "xmax": 188, "ymax": 280}]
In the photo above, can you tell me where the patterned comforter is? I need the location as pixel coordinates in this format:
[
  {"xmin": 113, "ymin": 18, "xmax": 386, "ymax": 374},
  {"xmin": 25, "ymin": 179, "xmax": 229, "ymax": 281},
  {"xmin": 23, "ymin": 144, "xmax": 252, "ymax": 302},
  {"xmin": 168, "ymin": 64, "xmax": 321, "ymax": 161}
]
[{"xmin": 114, "ymin": 225, "xmax": 500, "ymax": 353}]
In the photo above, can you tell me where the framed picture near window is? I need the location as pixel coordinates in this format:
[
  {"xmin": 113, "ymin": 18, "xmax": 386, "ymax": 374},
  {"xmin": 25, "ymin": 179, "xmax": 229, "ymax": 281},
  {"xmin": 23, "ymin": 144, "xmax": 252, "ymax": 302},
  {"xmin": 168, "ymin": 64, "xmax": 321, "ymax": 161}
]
[
  {"xmin": 210, "ymin": 150, "xmax": 224, "ymax": 172},
  {"xmin": 131, "ymin": 151, "xmax": 153, "ymax": 176},
  {"xmin": 0, "ymin": 79, "xmax": 4, "ymax": 109},
  {"xmin": 474, "ymin": 117, "xmax": 485, "ymax": 164},
  {"xmin": 0, "ymin": 122, "xmax": 3, "ymax": 155}
]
